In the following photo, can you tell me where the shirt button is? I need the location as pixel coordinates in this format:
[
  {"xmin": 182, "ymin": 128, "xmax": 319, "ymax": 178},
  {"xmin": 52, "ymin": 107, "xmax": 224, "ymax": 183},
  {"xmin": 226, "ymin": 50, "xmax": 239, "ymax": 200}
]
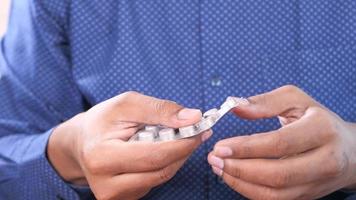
[{"xmin": 211, "ymin": 76, "xmax": 222, "ymax": 87}]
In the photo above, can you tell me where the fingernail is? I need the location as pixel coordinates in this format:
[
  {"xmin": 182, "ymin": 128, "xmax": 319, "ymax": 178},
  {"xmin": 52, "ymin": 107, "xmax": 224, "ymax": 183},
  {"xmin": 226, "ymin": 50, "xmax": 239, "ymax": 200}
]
[
  {"xmin": 209, "ymin": 155, "xmax": 224, "ymax": 169},
  {"xmin": 238, "ymin": 98, "xmax": 250, "ymax": 106},
  {"xmin": 212, "ymin": 166, "xmax": 223, "ymax": 176},
  {"xmin": 214, "ymin": 146, "xmax": 233, "ymax": 157},
  {"xmin": 177, "ymin": 108, "xmax": 202, "ymax": 120},
  {"xmin": 201, "ymin": 130, "xmax": 213, "ymax": 142}
]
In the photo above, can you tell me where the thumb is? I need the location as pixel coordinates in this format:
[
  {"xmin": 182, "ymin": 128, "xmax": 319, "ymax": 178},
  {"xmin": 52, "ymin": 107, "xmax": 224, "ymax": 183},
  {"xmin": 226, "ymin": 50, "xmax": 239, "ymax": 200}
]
[
  {"xmin": 233, "ymin": 85, "xmax": 318, "ymax": 120},
  {"xmin": 109, "ymin": 91, "xmax": 202, "ymax": 128}
]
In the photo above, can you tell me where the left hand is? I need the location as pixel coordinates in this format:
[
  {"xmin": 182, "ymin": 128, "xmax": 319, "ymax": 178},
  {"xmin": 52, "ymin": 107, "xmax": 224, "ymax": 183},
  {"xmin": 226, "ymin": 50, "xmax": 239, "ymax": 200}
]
[{"xmin": 208, "ymin": 85, "xmax": 356, "ymax": 200}]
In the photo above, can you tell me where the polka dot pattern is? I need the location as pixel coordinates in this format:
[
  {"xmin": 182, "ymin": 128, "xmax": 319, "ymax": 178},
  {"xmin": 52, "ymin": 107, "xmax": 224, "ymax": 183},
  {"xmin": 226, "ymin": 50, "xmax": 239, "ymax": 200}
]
[{"xmin": 0, "ymin": 0, "xmax": 355, "ymax": 199}]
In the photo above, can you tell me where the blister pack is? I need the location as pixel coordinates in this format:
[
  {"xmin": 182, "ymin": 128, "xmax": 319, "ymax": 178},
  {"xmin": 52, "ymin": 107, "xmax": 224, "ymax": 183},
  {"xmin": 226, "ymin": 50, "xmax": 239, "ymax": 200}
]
[{"xmin": 129, "ymin": 97, "xmax": 248, "ymax": 142}]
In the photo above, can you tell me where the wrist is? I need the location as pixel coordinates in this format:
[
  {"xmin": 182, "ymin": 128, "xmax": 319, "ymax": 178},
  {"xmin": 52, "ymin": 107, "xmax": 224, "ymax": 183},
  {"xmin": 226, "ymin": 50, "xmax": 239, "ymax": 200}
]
[{"xmin": 47, "ymin": 113, "xmax": 87, "ymax": 185}]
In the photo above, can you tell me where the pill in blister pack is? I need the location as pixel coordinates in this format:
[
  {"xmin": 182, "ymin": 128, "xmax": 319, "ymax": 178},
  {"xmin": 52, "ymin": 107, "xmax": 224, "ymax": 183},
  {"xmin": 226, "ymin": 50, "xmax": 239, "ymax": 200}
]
[{"xmin": 129, "ymin": 96, "xmax": 248, "ymax": 142}]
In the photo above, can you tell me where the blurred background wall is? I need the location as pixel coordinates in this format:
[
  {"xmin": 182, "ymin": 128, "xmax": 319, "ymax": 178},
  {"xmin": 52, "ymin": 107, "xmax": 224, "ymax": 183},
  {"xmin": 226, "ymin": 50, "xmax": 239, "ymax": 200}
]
[{"xmin": 0, "ymin": 0, "xmax": 10, "ymax": 36}]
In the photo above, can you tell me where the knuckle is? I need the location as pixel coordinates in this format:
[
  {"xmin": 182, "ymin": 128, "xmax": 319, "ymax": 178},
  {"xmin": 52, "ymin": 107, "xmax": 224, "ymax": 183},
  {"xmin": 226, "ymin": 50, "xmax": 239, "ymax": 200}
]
[
  {"xmin": 258, "ymin": 96, "xmax": 270, "ymax": 117},
  {"xmin": 324, "ymin": 117, "xmax": 339, "ymax": 135},
  {"xmin": 312, "ymin": 108, "xmax": 339, "ymax": 139},
  {"xmin": 152, "ymin": 100, "xmax": 176, "ymax": 118},
  {"xmin": 230, "ymin": 163, "xmax": 241, "ymax": 178},
  {"xmin": 81, "ymin": 148, "xmax": 103, "ymax": 174},
  {"xmin": 281, "ymin": 85, "xmax": 300, "ymax": 94},
  {"xmin": 258, "ymin": 94, "xmax": 268, "ymax": 106},
  {"xmin": 120, "ymin": 91, "xmax": 140, "ymax": 99},
  {"xmin": 154, "ymin": 100, "xmax": 168, "ymax": 113},
  {"xmin": 241, "ymin": 143, "xmax": 253, "ymax": 158},
  {"xmin": 238, "ymin": 136, "xmax": 253, "ymax": 157},
  {"xmin": 84, "ymin": 158, "xmax": 102, "ymax": 174},
  {"xmin": 273, "ymin": 131, "xmax": 289, "ymax": 157},
  {"xmin": 312, "ymin": 107, "xmax": 329, "ymax": 121},
  {"xmin": 115, "ymin": 91, "xmax": 141, "ymax": 106}
]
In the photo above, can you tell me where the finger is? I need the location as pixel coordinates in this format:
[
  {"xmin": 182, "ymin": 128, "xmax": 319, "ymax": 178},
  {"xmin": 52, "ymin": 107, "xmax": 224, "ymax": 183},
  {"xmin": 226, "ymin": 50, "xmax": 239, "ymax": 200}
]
[
  {"xmin": 221, "ymin": 172, "xmax": 320, "ymax": 200},
  {"xmin": 219, "ymin": 148, "xmax": 337, "ymax": 188},
  {"xmin": 85, "ymin": 131, "xmax": 208, "ymax": 174},
  {"xmin": 232, "ymin": 85, "xmax": 319, "ymax": 120},
  {"xmin": 104, "ymin": 126, "xmax": 141, "ymax": 141},
  {"xmin": 213, "ymin": 109, "xmax": 328, "ymax": 159},
  {"xmin": 107, "ymin": 91, "xmax": 202, "ymax": 128},
  {"xmin": 117, "ymin": 132, "xmax": 204, "ymax": 173},
  {"xmin": 102, "ymin": 158, "xmax": 187, "ymax": 200}
]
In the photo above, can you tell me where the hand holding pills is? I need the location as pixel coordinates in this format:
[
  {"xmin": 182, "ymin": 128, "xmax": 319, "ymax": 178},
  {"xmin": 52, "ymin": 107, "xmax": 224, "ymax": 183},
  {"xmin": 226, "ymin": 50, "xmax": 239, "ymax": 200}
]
[
  {"xmin": 47, "ymin": 91, "xmax": 212, "ymax": 200},
  {"xmin": 208, "ymin": 85, "xmax": 356, "ymax": 200},
  {"xmin": 46, "ymin": 86, "xmax": 356, "ymax": 200},
  {"xmin": 129, "ymin": 96, "xmax": 248, "ymax": 142}
]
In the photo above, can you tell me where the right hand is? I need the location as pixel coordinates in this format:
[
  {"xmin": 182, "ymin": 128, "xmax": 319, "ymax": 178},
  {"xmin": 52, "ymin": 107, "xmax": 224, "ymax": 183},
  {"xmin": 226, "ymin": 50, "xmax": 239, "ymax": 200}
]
[{"xmin": 47, "ymin": 91, "xmax": 212, "ymax": 200}]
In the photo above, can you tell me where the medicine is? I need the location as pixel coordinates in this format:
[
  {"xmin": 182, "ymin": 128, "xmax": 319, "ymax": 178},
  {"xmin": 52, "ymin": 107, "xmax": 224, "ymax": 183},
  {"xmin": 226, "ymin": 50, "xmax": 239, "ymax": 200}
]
[
  {"xmin": 158, "ymin": 128, "xmax": 176, "ymax": 141},
  {"xmin": 179, "ymin": 125, "xmax": 197, "ymax": 138},
  {"xmin": 203, "ymin": 108, "xmax": 219, "ymax": 117},
  {"xmin": 145, "ymin": 126, "xmax": 160, "ymax": 136},
  {"xmin": 137, "ymin": 130, "xmax": 156, "ymax": 142},
  {"xmin": 198, "ymin": 115, "xmax": 216, "ymax": 130},
  {"xmin": 129, "ymin": 96, "xmax": 247, "ymax": 142}
]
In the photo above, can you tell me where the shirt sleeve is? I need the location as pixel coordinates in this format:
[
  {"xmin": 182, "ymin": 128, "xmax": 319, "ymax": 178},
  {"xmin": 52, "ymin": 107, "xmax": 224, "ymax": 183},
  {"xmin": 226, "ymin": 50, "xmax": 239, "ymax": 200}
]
[{"xmin": 0, "ymin": 0, "xmax": 89, "ymax": 199}]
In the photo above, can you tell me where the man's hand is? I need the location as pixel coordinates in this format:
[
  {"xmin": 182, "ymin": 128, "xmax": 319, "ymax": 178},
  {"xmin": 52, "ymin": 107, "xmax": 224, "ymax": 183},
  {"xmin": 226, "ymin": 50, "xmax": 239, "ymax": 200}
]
[
  {"xmin": 208, "ymin": 85, "xmax": 356, "ymax": 200},
  {"xmin": 48, "ymin": 91, "xmax": 212, "ymax": 200}
]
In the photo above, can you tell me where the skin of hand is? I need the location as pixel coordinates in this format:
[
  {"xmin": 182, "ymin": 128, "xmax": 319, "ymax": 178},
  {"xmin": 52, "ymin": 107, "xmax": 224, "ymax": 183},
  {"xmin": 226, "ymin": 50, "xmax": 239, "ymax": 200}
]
[
  {"xmin": 47, "ymin": 91, "xmax": 212, "ymax": 200},
  {"xmin": 208, "ymin": 85, "xmax": 356, "ymax": 200}
]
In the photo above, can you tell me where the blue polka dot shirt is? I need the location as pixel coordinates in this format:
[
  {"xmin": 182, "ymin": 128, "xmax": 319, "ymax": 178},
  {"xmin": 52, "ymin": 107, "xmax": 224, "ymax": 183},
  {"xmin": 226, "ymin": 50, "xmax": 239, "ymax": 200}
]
[{"xmin": 0, "ymin": 0, "xmax": 356, "ymax": 199}]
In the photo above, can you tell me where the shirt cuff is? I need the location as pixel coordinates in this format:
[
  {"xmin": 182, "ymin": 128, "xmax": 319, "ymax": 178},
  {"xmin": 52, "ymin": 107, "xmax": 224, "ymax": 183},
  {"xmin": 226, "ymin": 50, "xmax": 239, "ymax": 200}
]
[{"xmin": 18, "ymin": 129, "xmax": 80, "ymax": 200}]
